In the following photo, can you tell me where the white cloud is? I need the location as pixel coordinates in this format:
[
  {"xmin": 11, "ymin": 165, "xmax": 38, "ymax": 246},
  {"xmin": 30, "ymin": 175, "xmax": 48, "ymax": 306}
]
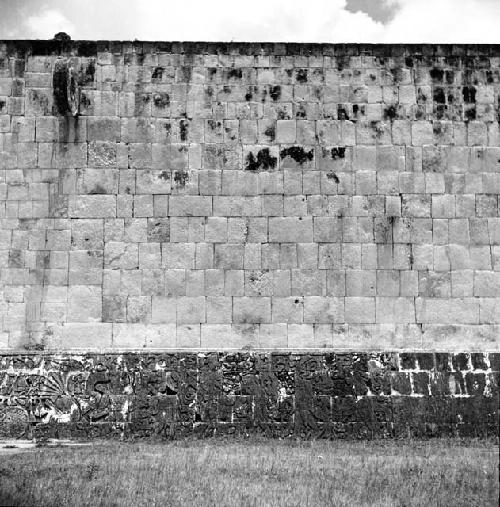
[
  {"xmin": 7, "ymin": 0, "xmax": 500, "ymax": 42},
  {"xmin": 130, "ymin": 0, "xmax": 385, "ymax": 42},
  {"xmin": 382, "ymin": 0, "xmax": 500, "ymax": 43},
  {"xmin": 24, "ymin": 7, "xmax": 75, "ymax": 39},
  {"xmin": 119, "ymin": 0, "xmax": 500, "ymax": 43}
]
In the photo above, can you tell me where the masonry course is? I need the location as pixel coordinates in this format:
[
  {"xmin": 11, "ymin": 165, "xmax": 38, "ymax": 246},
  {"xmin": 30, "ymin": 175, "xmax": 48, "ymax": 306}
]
[{"xmin": 0, "ymin": 41, "xmax": 498, "ymax": 438}]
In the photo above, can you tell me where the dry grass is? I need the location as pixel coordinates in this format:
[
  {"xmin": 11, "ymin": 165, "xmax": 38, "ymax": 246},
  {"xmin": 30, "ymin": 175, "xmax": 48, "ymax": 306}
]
[{"xmin": 0, "ymin": 438, "xmax": 498, "ymax": 507}]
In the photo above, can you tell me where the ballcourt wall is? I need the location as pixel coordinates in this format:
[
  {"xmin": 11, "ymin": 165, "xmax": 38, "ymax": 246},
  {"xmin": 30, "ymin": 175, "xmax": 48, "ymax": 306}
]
[{"xmin": 0, "ymin": 41, "xmax": 498, "ymax": 439}]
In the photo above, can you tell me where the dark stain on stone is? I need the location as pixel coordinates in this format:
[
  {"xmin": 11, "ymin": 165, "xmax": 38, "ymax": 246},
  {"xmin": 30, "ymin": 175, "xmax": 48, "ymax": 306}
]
[
  {"xmin": 384, "ymin": 105, "xmax": 397, "ymax": 120},
  {"xmin": 173, "ymin": 170, "xmax": 189, "ymax": 187},
  {"xmin": 147, "ymin": 218, "xmax": 170, "ymax": 242},
  {"xmin": 277, "ymin": 107, "xmax": 291, "ymax": 120},
  {"xmin": 462, "ymin": 86, "xmax": 476, "ymax": 103},
  {"xmin": 228, "ymin": 68, "xmax": 242, "ymax": 80},
  {"xmin": 180, "ymin": 66, "xmax": 192, "ymax": 82},
  {"xmin": 158, "ymin": 171, "xmax": 170, "ymax": 181},
  {"xmin": 295, "ymin": 104, "xmax": 306, "ymax": 118},
  {"xmin": 465, "ymin": 108, "xmax": 476, "ymax": 121},
  {"xmin": 79, "ymin": 59, "xmax": 95, "ymax": 86},
  {"xmin": 405, "ymin": 57, "xmax": 413, "ymax": 68},
  {"xmin": 179, "ymin": 119, "xmax": 189, "ymax": 141},
  {"xmin": 471, "ymin": 353, "xmax": 488, "ymax": 370},
  {"xmin": 264, "ymin": 125, "xmax": 276, "ymax": 141},
  {"xmin": 269, "ymin": 85, "xmax": 281, "ymax": 101},
  {"xmin": 80, "ymin": 92, "xmax": 91, "ymax": 109},
  {"xmin": 154, "ymin": 93, "xmax": 170, "ymax": 108},
  {"xmin": 433, "ymin": 87, "xmax": 446, "ymax": 104},
  {"xmin": 445, "ymin": 70, "xmax": 455, "ymax": 85},
  {"xmin": 8, "ymin": 250, "xmax": 23, "ymax": 268},
  {"xmin": 208, "ymin": 120, "xmax": 221, "ymax": 130},
  {"xmin": 53, "ymin": 60, "xmax": 78, "ymax": 115},
  {"xmin": 152, "ymin": 67, "xmax": 164, "ymax": 80},
  {"xmin": 12, "ymin": 78, "xmax": 24, "ymax": 97},
  {"xmin": 326, "ymin": 172, "xmax": 340, "ymax": 184},
  {"xmin": 390, "ymin": 68, "xmax": 405, "ymax": 83},
  {"xmin": 89, "ymin": 184, "xmax": 107, "ymax": 195},
  {"xmin": 245, "ymin": 89, "xmax": 253, "ymax": 101},
  {"xmin": 331, "ymin": 147, "xmax": 346, "ymax": 160},
  {"xmin": 336, "ymin": 56, "xmax": 350, "ymax": 72},
  {"xmin": 430, "ymin": 68, "xmax": 444, "ymax": 83},
  {"xmin": 245, "ymin": 148, "xmax": 277, "ymax": 172},
  {"xmin": 417, "ymin": 88, "xmax": 428, "ymax": 104},
  {"xmin": 280, "ymin": 147, "xmax": 314, "ymax": 165},
  {"xmin": 337, "ymin": 105, "xmax": 349, "ymax": 120},
  {"xmin": 296, "ymin": 69, "xmax": 308, "ymax": 83},
  {"xmin": 13, "ymin": 59, "xmax": 25, "ymax": 78}
]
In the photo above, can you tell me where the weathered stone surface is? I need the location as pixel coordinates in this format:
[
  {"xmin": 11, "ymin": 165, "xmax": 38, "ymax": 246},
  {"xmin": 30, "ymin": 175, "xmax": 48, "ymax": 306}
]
[{"xmin": 0, "ymin": 351, "xmax": 497, "ymax": 439}]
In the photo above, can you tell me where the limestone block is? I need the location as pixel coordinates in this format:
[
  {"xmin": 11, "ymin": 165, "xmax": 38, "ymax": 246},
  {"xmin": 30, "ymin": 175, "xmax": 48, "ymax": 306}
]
[
  {"xmin": 206, "ymin": 296, "xmax": 232, "ymax": 323},
  {"xmin": 474, "ymin": 271, "xmax": 500, "ymax": 297},
  {"xmin": 345, "ymin": 297, "xmax": 376, "ymax": 324},
  {"xmin": 177, "ymin": 296, "xmax": 206, "ymax": 324},
  {"xmin": 346, "ymin": 270, "xmax": 376, "ymax": 296},
  {"xmin": 200, "ymin": 324, "xmax": 233, "ymax": 348},
  {"xmin": 376, "ymin": 297, "xmax": 415, "ymax": 324},
  {"xmin": 126, "ymin": 296, "xmax": 150, "ymax": 323},
  {"xmin": 303, "ymin": 296, "xmax": 344, "ymax": 323},
  {"xmin": 269, "ymin": 217, "xmax": 313, "ymax": 243},
  {"xmin": 416, "ymin": 298, "xmax": 479, "ymax": 324},
  {"xmin": 69, "ymin": 195, "xmax": 116, "ymax": 218},
  {"xmin": 176, "ymin": 324, "xmax": 201, "ymax": 348},
  {"xmin": 291, "ymin": 269, "xmax": 326, "ymax": 296},
  {"xmin": 259, "ymin": 323, "xmax": 287, "ymax": 348},
  {"xmin": 272, "ymin": 297, "xmax": 303, "ymax": 323},
  {"xmin": 102, "ymin": 295, "xmax": 127, "ymax": 322},
  {"xmin": 169, "ymin": 195, "xmax": 212, "ymax": 216},
  {"xmin": 151, "ymin": 296, "xmax": 176, "ymax": 323},
  {"xmin": 313, "ymin": 217, "xmax": 342, "ymax": 242},
  {"xmin": 62, "ymin": 323, "xmax": 112, "ymax": 349},
  {"xmin": 276, "ymin": 120, "xmax": 296, "ymax": 143},
  {"xmin": 136, "ymin": 170, "xmax": 172, "ymax": 194},
  {"xmin": 288, "ymin": 324, "xmax": 315, "ymax": 348},
  {"xmin": 215, "ymin": 244, "xmax": 244, "ymax": 269},
  {"xmin": 67, "ymin": 285, "xmax": 102, "ymax": 322},
  {"xmin": 233, "ymin": 297, "xmax": 271, "ymax": 323},
  {"xmin": 104, "ymin": 242, "xmax": 138, "ymax": 270}
]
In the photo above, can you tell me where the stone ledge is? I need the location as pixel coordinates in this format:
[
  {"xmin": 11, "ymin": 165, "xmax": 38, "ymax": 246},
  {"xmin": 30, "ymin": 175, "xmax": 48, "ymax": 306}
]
[{"xmin": 1, "ymin": 40, "xmax": 500, "ymax": 58}]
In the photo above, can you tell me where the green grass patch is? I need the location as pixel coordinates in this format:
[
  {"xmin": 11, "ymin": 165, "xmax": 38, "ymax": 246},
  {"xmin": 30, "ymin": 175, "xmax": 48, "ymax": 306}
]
[{"xmin": 0, "ymin": 438, "xmax": 498, "ymax": 506}]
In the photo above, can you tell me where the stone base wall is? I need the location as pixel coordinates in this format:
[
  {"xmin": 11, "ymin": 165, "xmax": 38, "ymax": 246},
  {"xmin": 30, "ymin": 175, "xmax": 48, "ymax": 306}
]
[{"xmin": 1, "ymin": 352, "xmax": 498, "ymax": 440}]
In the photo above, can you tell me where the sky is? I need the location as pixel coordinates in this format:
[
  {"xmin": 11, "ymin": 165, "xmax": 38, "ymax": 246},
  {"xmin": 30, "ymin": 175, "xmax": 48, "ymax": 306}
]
[{"xmin": 0, "ymin": 0, "xmax": 499, "ymax": 43}]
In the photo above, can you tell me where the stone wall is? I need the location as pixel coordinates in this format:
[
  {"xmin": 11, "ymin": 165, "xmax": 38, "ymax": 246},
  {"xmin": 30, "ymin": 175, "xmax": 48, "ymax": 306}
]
[
  {"xmin": 0, "ymin": 41, "xmax": 498, "ymax": 438},
  {"xmin": 1, "ymin": 352, "xmax": 498, "ymax": 439}
]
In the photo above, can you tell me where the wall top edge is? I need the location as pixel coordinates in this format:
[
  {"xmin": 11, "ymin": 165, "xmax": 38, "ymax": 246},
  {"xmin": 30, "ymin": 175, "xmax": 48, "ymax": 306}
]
[
  {"xmin": 1, "ymin": 40, "xmax": 500, "ymax": 58},
  {"xmin": 0, "ymin": 349, "xmax": 498, "ymax": 356}
]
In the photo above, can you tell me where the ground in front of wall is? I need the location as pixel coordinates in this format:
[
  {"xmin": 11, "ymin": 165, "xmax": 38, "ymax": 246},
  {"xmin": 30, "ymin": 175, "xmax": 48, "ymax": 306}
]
[{"xmin": 0, "ymin": 438, "xmax": 498, "ymax": 507}]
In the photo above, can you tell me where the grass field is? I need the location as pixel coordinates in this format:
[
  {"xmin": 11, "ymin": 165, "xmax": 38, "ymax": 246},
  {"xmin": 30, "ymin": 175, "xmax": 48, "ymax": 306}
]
[{"xmin": 0, "ymin": 438, "xmax": 498, "ymax": 507}]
